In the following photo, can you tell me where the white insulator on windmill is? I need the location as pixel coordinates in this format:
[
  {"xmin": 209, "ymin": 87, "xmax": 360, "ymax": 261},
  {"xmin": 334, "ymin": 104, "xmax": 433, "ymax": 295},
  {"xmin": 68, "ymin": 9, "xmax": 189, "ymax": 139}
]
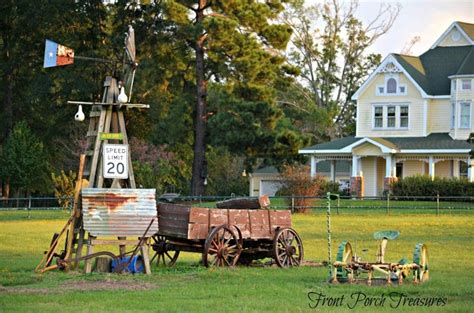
[
  {"xmin": 75, "ymin": 105, "xmax": 85, "ymax": 122},
  {"xmin": 118, "ymin": 86, "xmax": 128, "ymax": 103}
]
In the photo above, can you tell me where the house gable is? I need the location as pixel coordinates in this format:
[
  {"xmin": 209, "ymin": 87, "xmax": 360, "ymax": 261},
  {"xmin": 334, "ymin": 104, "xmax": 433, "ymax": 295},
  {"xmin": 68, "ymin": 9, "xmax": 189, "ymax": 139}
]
[
  {"xmin": 352, "ymin": 142, "xmax": 383, "ymax": 156},
  {"xmin": 431, "ymin": 21, "xmax": 474, "ymax": 49},
  {"xmin": 352, "ymin": 55, "xmax": 428, "ymax": 101}
]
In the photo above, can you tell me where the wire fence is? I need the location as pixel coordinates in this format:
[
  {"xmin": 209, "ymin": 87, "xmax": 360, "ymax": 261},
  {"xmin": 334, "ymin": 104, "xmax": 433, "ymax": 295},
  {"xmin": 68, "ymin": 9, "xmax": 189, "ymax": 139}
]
[
  {"xmin": 0, "ymin": 194, "xmax": 473, "ymax": 217},
  {"xmin": 172, "ymin": 194, "xmax": 474, "ymax": 215}
]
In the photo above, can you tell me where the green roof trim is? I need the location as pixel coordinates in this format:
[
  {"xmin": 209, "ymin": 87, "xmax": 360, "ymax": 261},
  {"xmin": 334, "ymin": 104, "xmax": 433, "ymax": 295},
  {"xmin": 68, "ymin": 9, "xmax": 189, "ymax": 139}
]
[
  {"xmin": 300, "ymin": 133, "xmax": 474, "ymax": 152},
  {"xmin": 253, "ymin": 166, "xmax": 280, "ymax": 174},
  {"xmin": 300, "ymin": 136, "xmax": 359, "ymax": 151}
]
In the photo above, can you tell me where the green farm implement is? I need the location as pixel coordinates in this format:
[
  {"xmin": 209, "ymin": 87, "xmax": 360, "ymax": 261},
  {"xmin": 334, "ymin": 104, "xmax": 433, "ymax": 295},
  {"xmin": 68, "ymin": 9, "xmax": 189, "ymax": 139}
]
[{"xmin": 331, "ymin": 230, "xmax": 429, "ymax": 285}]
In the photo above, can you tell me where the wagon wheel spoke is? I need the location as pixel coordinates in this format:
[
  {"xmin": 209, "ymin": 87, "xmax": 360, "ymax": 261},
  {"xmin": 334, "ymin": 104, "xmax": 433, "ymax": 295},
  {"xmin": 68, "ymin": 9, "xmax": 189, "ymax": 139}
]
[
  {"xmin": 151, "ymin": 235, "xmax": 180, "ymax": 267},
  {"xmin": 273, "ymin": 228, "xmax": 304, "ymax": 268},
  {"xmin": 203, "ymin": 225, "xmax": 242, "ymax": 268},
  {"xmin": 150, "ymin": 252, "xmax": 158, "ymax": 263}
]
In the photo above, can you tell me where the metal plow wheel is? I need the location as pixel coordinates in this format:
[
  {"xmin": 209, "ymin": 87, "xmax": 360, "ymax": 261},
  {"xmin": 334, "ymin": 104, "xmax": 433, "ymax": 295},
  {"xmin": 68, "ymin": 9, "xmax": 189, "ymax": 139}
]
[
  {"xmin": 413, "ymin": 243, "xmax": 429, "ymax": 282},
  {"xmin": 273, "ymin": 227, "xmax": 304, "ymax": 268},
  {"xmin": 335, "ymin": 241, "xmax": 354, "ymax": 280},
  {"xmin": 150, "ymin": 235, "xmax": 180, "ymax": 267},
  {"xmin": 203, "ymin": 225, "xmax": 242, "ymax": 267}
]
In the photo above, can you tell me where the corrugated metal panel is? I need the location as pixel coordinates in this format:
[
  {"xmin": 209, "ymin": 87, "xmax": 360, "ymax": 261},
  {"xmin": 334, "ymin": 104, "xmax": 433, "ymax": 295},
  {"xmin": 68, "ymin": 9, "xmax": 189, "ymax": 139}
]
[{"xmin": 82, "ymin": 188, "xmax": 158, "ymax": 237}]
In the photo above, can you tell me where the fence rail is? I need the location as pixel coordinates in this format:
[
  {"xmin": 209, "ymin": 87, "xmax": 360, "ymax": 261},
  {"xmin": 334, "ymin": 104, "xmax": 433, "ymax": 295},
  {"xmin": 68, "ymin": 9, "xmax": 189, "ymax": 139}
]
[{"xmin": 0, "ymin": 194, "xmax": 473, "ymax": 216}]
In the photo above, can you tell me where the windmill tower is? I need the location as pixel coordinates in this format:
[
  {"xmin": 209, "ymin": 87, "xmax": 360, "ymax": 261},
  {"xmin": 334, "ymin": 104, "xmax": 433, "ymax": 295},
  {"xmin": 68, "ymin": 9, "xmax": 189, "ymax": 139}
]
[{"xmin": 36, "ymin": 26, "xmax": 153, "ymax": 274}]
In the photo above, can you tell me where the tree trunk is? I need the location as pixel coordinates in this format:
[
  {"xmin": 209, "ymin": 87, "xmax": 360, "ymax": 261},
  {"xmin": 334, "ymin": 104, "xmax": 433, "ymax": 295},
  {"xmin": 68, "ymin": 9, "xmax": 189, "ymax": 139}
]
[
  {"xmin": 1, "ymin": 31, "xmax": 13, "ymax": 142},
  {"xmin": 216, "ymin": 195, "xmax": 271, "ymax": 210},
  {"xmin": 191, "ymin": 1, "xmax": 208, "ymax": 196}
]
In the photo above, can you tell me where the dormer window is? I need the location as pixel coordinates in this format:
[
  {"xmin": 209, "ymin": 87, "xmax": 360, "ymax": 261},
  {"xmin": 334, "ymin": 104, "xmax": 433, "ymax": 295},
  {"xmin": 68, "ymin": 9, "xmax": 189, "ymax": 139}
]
[
  {"xmin": 387, "ymin": 78, "xmax": 397, "ymax": 93},
  {"xmin": 376, "ymin": 74, "xmax": 407, "ymax": 96},
  {"xmin": 451, "ymin": 80, "xmax": 457, "ymax": 92}
]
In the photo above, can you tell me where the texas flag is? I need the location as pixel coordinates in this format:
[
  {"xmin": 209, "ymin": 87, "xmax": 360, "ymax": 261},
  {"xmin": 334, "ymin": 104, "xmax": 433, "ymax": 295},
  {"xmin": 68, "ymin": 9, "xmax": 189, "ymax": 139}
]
[{"xmin": 43, "ymin": 40, "xmax": 74, "ymax": 68}]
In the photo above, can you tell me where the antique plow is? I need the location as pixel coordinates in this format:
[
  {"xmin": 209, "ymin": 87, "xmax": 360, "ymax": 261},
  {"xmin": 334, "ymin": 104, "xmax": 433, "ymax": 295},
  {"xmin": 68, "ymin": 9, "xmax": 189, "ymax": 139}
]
[{"xmin": 331, "ymin": 231, "xmax": 429, "ymax": 285}]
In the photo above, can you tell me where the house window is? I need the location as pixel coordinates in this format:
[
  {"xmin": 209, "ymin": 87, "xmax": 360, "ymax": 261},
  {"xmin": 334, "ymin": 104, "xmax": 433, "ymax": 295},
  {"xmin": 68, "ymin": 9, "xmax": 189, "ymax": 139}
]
[
  {"xmin": 459, "ymin": 103, "xmax": 471, "ymax": 128},
  {"xmin": 396, "ymin": 163, "xmax": 403, "ymax": 178},
  {"xmin": 399, "ymin": 86, "xmax": 406, "ymax": 94},
  {"xmin": 461, "ymin": 79, "xmax": 472, "ymax": 90},
  {"xmin": 387, "ymin": 78, "xmax": 397, "ymax": 93},
  {"xmin": 374, "ymin": 106, "xmax": 383, "ymax": 128},
  {"xmin": 387, "ymin": 106, "xmax": 396, "ymax": 127},
  {"xmin": 378, "ymin": 86, "xmax": 384, "ymax": 94},
  {"xmin": 400, "ymin": 106, "xmax": 409, "ymax": 128},
  {"xmin": 460, "ymin": 161, "xmax": 468, "ymax": 179},
  {"xmin": 451, "ymin": 103, "xmax": 455, "ymax": 128},
  {"xmin": 372, "ymin": 104, "xmax": 409, "ymax": 129},
  {"xmin": 451, "ymin": 80, "xmax": 457, "ymax": 92}
]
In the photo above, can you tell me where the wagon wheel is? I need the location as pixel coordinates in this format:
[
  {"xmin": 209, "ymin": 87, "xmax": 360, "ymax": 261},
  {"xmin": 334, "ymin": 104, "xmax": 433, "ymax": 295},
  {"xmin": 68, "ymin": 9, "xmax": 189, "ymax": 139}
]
[
  {"xmin": 413, "ymin": 243, "xmax": 429, "ymax": 282},
  {"xmin": 335, "ymin": 241, "xmax": 353, "ymax": 280},
  {"xmin": 150, "ymin": 235, "xmax": 180, "ymax": 267},
  {"xmin": 273, "ymin": 227, "xmax": 304, "ymax": 268},
  {"xmin": 203, "ymin": 225, "xmax": 242, "ymax": 267}
]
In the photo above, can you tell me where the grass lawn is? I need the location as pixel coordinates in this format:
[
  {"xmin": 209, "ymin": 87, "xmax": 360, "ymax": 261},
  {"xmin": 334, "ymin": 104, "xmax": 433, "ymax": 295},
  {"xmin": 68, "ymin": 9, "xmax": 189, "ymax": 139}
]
[{"xmin": 0, "ymin": 210, "xmax": 473, "ymax": 312}]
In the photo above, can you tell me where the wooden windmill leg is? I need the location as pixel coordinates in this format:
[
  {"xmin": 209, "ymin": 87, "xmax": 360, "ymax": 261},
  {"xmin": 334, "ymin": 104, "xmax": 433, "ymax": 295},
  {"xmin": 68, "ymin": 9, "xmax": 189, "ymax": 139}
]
[
  {"xmin": 140, "ymin": 239, "xmax": 151, "ymax": 274},
  {"xmin": 85, "ymin": 234, "xmax": 96, "ymax": 273},
  {"xmin": 118, "ymin": 111, "xmax": 136, "ymax": 188}
]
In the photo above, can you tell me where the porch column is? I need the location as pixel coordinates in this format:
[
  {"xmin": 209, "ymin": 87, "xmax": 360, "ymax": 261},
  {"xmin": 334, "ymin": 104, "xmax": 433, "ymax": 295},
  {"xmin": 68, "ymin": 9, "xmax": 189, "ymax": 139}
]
[
  {"xmin": 385, "ymin": 155, "xmax": 393, "ymax": 177},
  {"xmin": 351, "ymin": 156, "xmax": 364, "ymax": 197},
  {"xmin": 453, "ymin": 160, "xmax": 460, "ymax": 178},
  {"xmin": 429, "ymin": 156, "xmax": 435, "ymax": 180},
  {"xmin": 384, "ymin": 155, "xmax": 397, "ymax": 193},
  {"xmin": 352, "ymin": 156, "xmax": 359, "ymax": 177},
  {"xmin": 330, "ymin": 160, "xmax": 336, "ymax": 182},
  {"xmin": 468, "ymin": 158, "xmax": 474, "ymax": 182},
  {"xmin": 310, "ymin": 156, "xmax": 317, "ymax": 178}
]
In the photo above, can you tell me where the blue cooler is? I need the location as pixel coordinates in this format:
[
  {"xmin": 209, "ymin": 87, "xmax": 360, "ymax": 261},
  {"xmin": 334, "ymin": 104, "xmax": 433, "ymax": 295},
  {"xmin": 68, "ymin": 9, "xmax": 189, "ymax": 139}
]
[{"xmin": 111, "ymin": 255, "xmax": 144, "ymax": 273}]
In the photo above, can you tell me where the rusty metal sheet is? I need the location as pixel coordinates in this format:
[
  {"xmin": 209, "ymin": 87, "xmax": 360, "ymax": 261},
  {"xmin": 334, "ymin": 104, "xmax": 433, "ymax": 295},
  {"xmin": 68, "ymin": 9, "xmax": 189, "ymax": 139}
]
[{"xmin": 82, "ymin": 188, "xmax": 158, "ymax": 237}]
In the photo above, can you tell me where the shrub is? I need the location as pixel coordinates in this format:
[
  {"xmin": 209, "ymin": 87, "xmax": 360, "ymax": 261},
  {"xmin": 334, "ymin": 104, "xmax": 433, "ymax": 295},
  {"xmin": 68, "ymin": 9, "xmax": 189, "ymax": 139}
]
[
  {"xmin": 278, "ymin": 164, "xmax": 325, "ymax": 213},
  {"xmin": 391, "ymin": 175, "xmax": 474, "ymax": 197}
]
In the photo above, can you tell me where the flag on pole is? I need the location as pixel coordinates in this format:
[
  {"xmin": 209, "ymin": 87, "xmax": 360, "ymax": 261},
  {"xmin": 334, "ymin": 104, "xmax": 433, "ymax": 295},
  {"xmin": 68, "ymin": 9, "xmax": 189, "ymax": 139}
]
[{"xmin": 43, "ymin": 40, "xmax": 74, "ymax": 68}]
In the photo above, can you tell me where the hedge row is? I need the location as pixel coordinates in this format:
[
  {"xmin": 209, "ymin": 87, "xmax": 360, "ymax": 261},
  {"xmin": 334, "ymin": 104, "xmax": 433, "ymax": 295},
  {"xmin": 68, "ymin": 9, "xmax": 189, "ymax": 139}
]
[{"xmin": 391, "ymin": 175, "xmax": 474, "ymax": 197}]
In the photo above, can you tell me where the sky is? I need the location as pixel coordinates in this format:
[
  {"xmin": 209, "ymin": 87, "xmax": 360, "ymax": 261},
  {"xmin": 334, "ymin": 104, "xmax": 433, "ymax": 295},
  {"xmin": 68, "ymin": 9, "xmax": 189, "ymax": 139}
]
[{"xmin": 305, "ymin": 0, "xmax": 474, "ymax": 57}]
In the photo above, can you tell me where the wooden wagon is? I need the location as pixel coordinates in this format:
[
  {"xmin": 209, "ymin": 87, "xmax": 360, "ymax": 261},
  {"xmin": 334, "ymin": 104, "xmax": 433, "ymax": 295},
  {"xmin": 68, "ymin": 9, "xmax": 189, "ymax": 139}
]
[{"xmin": 151, "ymin": 202, "xmax": 304, "ymax": 268}]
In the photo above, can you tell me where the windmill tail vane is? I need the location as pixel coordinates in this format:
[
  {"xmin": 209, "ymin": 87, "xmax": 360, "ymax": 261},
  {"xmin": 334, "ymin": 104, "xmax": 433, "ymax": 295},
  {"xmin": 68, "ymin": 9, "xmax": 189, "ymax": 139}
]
[{"xmin": 43, "ymin": 40, "xmax": 75, "ymax": 68}]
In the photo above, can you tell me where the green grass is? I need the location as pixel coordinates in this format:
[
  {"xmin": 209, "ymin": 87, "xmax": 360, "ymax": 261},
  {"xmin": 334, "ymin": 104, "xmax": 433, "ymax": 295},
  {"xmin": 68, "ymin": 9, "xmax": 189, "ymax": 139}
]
[{"xmin": 0, "ymin": 210, "xmax": 473, "ymax": 312}]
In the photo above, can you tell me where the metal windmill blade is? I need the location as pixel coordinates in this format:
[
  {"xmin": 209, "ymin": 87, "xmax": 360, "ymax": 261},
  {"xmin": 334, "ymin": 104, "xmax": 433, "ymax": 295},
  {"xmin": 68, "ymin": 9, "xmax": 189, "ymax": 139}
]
[{"xmin": 122, "ymin": 25, "xmax": 138, "ymax": 102}]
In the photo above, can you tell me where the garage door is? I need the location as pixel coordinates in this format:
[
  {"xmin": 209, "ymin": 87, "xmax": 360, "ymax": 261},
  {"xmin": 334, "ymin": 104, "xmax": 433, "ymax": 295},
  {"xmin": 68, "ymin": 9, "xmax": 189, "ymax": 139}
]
[{"xmin": 259, "ymin": 180, "xmax": 282, "ymax": 196}]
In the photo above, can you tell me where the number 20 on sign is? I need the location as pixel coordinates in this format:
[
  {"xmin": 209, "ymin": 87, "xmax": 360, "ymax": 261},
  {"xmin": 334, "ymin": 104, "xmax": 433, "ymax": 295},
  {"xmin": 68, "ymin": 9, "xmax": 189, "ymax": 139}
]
[{"xmin": 102, "ymin": 144, "xmax": 129, "ymax": 179}]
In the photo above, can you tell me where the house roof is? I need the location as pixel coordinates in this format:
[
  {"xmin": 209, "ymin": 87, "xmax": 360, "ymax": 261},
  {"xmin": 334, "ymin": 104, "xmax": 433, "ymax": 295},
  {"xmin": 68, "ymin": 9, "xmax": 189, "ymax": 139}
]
[
  {"xmin": 300, "ymin": 133, "xmax": 474, "ymax": 153},
  {"xmin": 457, "ymin": 21, "xmax": 474, "ymax": 41},
  {"xmin": 252, "ymin": 162, "xmax": 350, "ymax": 175},
  {"xmin": 393, "ymin": 46, "xmax": 474, "ymax": 95}
]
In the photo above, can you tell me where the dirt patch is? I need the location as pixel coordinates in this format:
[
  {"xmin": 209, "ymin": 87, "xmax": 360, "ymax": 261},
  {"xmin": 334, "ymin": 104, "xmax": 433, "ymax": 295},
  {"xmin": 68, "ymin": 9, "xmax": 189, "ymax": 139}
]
[
  {"xmin": 0, "ymin": 279, "xmax": 158, "ymax": 295},
  {"xmin": 61, "ymin": 279, "xmax": 157, "ymax": 291}
]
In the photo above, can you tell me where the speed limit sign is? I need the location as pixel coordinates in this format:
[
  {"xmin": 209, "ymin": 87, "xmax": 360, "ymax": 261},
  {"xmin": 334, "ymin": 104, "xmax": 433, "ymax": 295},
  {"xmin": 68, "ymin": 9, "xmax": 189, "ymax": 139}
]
[{"xmin": 103, "ymin": 144, "xmax": 129, "ymax": 179}]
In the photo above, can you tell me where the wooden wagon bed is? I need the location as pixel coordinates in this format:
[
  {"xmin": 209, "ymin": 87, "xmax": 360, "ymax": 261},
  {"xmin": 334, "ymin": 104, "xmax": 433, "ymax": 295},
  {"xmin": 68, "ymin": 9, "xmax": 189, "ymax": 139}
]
[
  {"xmin": 152, "ymin": 202, "xmax": 303, "ymax": 268},
  {"xmin": 157, "ymin": 203, "xmax": 292, "ymax": 240}
]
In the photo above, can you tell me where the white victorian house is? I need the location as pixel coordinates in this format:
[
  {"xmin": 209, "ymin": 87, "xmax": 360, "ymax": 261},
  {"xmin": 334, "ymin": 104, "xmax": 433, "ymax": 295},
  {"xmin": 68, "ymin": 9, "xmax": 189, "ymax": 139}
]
[{"xmin": 299, "ymin": 21, "xmax": 474, "ymax": 197}]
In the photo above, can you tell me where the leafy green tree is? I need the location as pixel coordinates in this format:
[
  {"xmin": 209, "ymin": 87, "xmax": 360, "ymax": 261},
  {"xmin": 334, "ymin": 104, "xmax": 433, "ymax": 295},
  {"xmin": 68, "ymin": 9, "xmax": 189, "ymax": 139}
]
[
  {"xmin": 159, "ymin": 0, "xmax": 293, "ymax": 195},
  {"xmin": 51, "ymin": 170, "xmax": 77, "ymax": 210},
  {"xmin": 280, "ymin": 0, "xmax": 400, "ymax": 141},
  {"xmin": 206, "ymin": 147, "xmax": 248, "ymax": 196},
  {"xmin": 1, "ymin": 121, "xmax": 51, "ymax": 197}
]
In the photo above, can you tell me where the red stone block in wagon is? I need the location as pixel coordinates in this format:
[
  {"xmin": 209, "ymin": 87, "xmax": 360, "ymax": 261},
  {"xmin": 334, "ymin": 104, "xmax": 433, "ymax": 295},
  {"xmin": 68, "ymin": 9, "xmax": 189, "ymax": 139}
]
[
  {"xmin": 209, "ymin": 209, "xmax": 228, "ymax": 227},
  {"xmin": 189, "ymin": 207, "xmax": 209, "ymax": 224},
  {"xmin": 229, "ymin": 210, "xmax": 251, "ymax": 238}
]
